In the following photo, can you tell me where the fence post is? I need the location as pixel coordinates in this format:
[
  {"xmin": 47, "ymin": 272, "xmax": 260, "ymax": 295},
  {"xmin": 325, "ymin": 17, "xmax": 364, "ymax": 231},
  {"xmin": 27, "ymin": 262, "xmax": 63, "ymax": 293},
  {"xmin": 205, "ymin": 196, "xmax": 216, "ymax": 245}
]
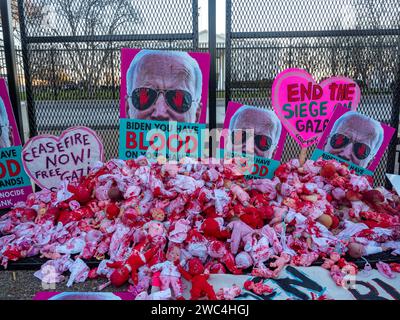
[
  {"xmin": 50, "ymin": 47, "xmax": 57, "ymax": 100},
  {"xmin": 111, "ymin": 45, "xmax": 116, "ymax": 100},
  {"xmin": 208, "ymin": 0, "xmax": 216, "ymax": 131},
  {"xmin": 225, "ymin": 0, "xmax": 232, "ymax": 111},
  {"xmin": 386, "ymin": 46, "xmax": 400, "ymax": 186},
  {"xmin": 192, "ymin": 0, "xmax": 199, "ymax": 50},
  {"xmin": 17, "ymin": 0, "xmax": 36, "ymax": 137},
  {"xmin": 0, "ymin": 0, "xmax": 24, "ymax": 141}
]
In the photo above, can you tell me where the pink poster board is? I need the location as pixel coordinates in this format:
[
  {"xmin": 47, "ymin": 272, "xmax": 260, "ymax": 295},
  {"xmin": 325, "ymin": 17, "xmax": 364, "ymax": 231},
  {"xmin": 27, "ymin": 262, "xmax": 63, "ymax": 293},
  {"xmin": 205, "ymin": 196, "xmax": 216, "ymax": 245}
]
[
  {"xmin": 312, "ymin": 105, "xmax": 395, "ymax": 173},
  {"xmin": 0, "ymin": 78, "xmax": 32, "ymax": 209},
  {"xmin": 120, "ymin": 48, "xmax": 210, "ymax": 124},
  {"xmin": 33, "ymin": 292, "xmax": 135, "ymax": 300},
  {"xmin": 272, "ymin": 68, "xmax": 360, "ymax": 148},
  {"xmin": 0, "ymin": 78, "xmax": 21, "ymax": 147},
  {"xmin": 22, "ymin": 126, "xmax": 104, "ymax": 191},
  {"xmin": 222, "ymin": 101, "xmax": 287, "ymax": 161}
]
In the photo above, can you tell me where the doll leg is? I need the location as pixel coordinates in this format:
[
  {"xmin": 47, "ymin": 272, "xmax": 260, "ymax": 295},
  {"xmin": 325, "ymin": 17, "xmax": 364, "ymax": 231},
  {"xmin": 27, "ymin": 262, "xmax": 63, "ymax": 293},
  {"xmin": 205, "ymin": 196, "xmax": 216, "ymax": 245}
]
[
  {"xmin": 159, "ymin": 275, "xmax": 171, "ymax": 291},
  {"xmin": 222, "ymin": 252, "xmax": 242, "ymax": 274},
  {"xmin": 170, "ymin": 277, "xmax": 184, "ymax": 297},
  {"xmin": 202, "ymin": 282, "xmax": 217, "ymax": 300},
  {"xmin": 190, "ymin": 285, "xmax": 202, "ymax": 300},
  {"xmin": 151, "ymin": 271, "xmax": 162, "ymax": 293}
]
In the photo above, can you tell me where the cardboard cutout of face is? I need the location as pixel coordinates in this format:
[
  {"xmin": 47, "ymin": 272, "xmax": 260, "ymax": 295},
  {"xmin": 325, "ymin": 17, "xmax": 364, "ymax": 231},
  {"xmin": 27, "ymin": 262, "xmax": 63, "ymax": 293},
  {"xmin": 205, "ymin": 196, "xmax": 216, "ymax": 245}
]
[
  {"xmin": 324, "ymin": 112, "xmax": 383, "ymax": 167},
  {"xmin": 229, "ymin": 107, "xmax": 282, "ymax": 159}
]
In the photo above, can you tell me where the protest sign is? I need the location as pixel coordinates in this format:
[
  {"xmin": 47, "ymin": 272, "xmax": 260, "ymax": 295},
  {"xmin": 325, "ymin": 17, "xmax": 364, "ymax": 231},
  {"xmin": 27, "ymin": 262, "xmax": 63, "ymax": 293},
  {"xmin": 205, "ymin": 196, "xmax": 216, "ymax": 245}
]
[
  {"xmin": 119, "ymin": 48, "xmax": 210, "ymax": 161},
  {"xmin": 34, "ymin": 292, "xmax": 135, "ymax": 300},
  {"xmin": 22, "ymin": 127, "xmax": 104, "ymax": 191},
  {"xmin": 0, "ymin": 78, "xmax": 32, "ymax": 209},
  {"xmin": 220, "ymin": 102, "xmax": 287, "ymax": 179},
  {"xmin": 120, "ymin": 119, "xmax": 205, "ymax": 161},
  {"xmin": 206, "ymin": 266, "xmax": 400, "ymax": 300},
  {"xmin": 272, "ymin": 68, "xmax": 360, "ymax": 148},
  {"xmin": 311, "ymin": 105, "xmax": 395, "ymax": 175},
  {"xmin": 32, "ymin": 266, "xmax": 400, "ymax": 300}
]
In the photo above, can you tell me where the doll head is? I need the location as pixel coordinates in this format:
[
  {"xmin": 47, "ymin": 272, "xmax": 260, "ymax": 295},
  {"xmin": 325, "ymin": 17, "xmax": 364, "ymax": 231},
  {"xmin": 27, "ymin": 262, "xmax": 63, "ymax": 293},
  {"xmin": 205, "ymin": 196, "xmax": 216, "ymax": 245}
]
[
  {"xmin": 147, "ymin": 221, "xmax": 165, "ymax": 237},
  {"xmin": 110, "ymin": 267, "xmax": 130, "ymax": 287},
  {"xmin": 166, "ymin": 244, "xmax": 181, "ymax": 262},
  {"xmin": 151, "ymin": 208, "xmax": 165, "ymax": 222},
  {"xmin": 347, "ymin": 242, "xmax": 365, "ymax": 258},
  {"xmin": 235, "ymin": 251, "xmax": 253, "ymax": 269},
  {"xmin": 108, "ymin": 185, "xmax": 124, "ymax": 202},
  {"xmin": 207, "ymin": 240, "xmax": 226, "ymax": 259}
]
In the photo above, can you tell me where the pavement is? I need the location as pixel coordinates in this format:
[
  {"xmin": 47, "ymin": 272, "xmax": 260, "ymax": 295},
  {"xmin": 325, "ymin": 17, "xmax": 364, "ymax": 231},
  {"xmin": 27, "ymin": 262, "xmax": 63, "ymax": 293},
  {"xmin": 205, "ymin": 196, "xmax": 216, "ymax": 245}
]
[{"xmin": 0, "ymin": 270, "xmax": 125, "ymax": 300}]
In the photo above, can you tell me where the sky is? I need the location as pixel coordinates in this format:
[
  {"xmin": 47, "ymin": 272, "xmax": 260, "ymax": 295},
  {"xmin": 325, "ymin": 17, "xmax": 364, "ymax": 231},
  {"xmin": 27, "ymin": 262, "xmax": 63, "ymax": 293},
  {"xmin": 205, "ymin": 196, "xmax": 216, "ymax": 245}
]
[
  {"xmin": 197, "ymin": 0, "xmax": 399, "ymax": 35},
  {"xmin": 198, "ymin": 0, "xmax": 226, "ymax": 34},
  {"xmin": 24, "ymin": 0, "xmax": 400, "ymax": 39}
]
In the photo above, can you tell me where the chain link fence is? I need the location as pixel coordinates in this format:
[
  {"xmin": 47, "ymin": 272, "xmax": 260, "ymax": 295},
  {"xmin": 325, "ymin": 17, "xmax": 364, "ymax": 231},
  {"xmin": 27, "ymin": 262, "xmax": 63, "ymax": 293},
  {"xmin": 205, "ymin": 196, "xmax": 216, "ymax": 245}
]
[
  {"xmin": 225, "ymin": 0, "xmax": 400, "ymax": 186},
  {"xmin": 1, "ymin": 0, "xmax": 24, "ymax": 96},
  {"xmin": 15, "ymin": 0, "xmax": 199, "ymax": 160}
]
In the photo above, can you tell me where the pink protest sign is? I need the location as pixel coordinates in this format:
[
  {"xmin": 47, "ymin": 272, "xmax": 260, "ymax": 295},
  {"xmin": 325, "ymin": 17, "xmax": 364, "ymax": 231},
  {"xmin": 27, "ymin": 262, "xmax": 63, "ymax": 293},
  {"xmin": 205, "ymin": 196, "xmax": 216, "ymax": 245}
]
[
  {"xmin": 272, "ymin": 68, "xmax": 360, "ymax": 148},
  {"xmin": 0, "ymin": 78, "xmax": 33, "ymax": 209},
  {"xmin": 0, "ymin": 78, "xmax": 21, "ymax": 148},
  {"xmin": 22, "ymin": 126, "xmax": 104, "ymax": 191},
  {"xmin": 312, "ymin": 105, "xmax": 395, "ymax": 174},
  {"xmin": 120, "ymin": 48, "xmax": 210, "ymax": 124}
]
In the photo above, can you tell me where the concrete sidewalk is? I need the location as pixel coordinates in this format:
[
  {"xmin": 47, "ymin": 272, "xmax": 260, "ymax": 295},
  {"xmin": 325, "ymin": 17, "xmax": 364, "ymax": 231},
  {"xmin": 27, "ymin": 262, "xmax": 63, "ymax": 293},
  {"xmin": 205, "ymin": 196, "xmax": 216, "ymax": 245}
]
[{"xmin": 0, "ymin": 270, "xmax": 125, "ymax": 300}]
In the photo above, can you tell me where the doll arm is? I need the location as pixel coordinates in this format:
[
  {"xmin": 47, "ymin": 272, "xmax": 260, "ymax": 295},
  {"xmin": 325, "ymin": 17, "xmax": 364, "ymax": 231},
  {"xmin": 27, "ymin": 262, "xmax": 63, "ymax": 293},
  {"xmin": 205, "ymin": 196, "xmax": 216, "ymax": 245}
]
[
  {"xmin": 106, "ymin": 261, "xmax": 123, "ymax": 269},
  {"xmin": 177, "ymin": 264, "xmax": 192, "ymax": 281},
  {"xmin": 150, "ymin": 262, "xmax": 163, "ymax": 272}
]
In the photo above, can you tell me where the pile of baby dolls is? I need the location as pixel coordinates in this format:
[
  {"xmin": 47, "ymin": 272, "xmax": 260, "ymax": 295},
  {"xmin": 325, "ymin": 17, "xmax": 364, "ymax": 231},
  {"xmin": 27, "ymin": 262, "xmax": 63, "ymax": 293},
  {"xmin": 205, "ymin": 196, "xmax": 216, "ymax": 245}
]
[{"xmin": 1, "ymin": 156, "xmax": 400, "ymax": 300}]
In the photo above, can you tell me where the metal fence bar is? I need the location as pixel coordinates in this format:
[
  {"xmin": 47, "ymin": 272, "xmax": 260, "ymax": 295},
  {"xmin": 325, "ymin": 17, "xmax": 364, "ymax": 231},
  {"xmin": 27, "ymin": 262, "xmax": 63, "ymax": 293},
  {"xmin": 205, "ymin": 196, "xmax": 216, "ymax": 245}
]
[
  {"xmin": 17, "ymin": 0, "xmax": 36, "ymax": 137},
  {"xmin": 197, "ymin": 43, "xmax": 225, "ymax": 94},
  {"xmin": 387, "ymin": 47, "xmax": 400, "ymax": 184},
  {"xmin": 192, "ymin": 0, "xmax": 199, "ymax": 50},
  {"xmin": 225, "ymin": 0, "xmax": 232, "ymax": 111},
  {"xmin": 208, "ymin": 0, "xmax": 217, "ymax": 131},
  {"xmin": 231, "ymin": 29, "xmax": 400, "ymax": 39},
  {"xmin": 26, "ymin": 33, "xmax": 196, "ymax": 44},
  {"xmin": 222, "ymin": 43, "xmax": 399, "ymax": 50}
]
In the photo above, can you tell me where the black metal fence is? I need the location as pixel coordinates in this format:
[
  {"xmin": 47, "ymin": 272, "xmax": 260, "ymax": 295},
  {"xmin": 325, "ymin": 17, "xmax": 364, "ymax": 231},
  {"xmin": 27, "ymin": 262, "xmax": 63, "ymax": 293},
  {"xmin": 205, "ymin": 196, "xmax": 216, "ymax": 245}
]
[
  {"xmin": 15, "ymin": 0, "xmax": 200, "ymax": 160},
  {"xmin": 199, "ymin": 43, "xmax": 226, "ymax": 97},
  {"xmin": 0, "ymin": 0, "xmax": 25, "ymax": 140},
  {"xmin": 225, "ymin": 0, "xmax": 400, "ymax": 187}
]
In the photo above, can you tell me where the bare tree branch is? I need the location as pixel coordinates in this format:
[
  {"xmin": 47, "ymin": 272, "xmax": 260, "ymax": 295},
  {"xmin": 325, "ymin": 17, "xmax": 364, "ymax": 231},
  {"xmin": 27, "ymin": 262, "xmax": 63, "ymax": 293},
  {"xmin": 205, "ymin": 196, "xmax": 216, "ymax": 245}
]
[{"xmin": 23, "ymin": 0, "xmax": 141, "ymax": 95}]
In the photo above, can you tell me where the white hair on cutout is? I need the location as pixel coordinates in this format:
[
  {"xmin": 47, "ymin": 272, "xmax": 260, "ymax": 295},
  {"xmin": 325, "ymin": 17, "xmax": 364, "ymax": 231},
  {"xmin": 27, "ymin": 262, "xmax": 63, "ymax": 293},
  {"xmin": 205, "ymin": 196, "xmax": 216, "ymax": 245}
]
[
  {"xmin": 126, "ymin": 50, "xmax": 202, "ymax": 110},
  {"xmin": 331, "ymin": 111, "xmax": 384, "ymax": 157},
  {"xmin": 229, "ymin": 105, "xmax": 282, "ymax": 143},
  {"xmin": 0, "ymin": 97, "xmax": 11, "ymax": 148},
  {"xmin": 0, "ymin": 97, "xmax": 9, "ymax": 126}
]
